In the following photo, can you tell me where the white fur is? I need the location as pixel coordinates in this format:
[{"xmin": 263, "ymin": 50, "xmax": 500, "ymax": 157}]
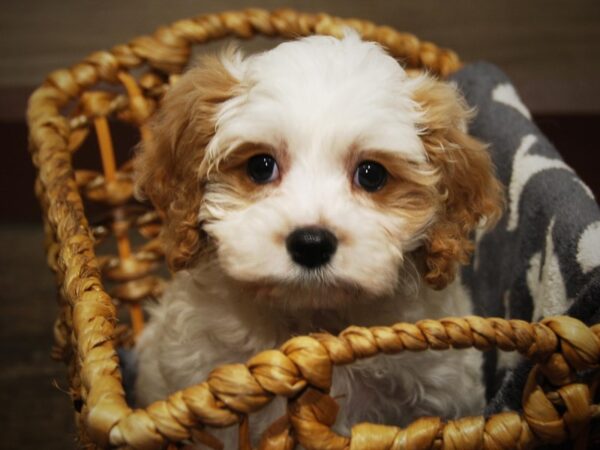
[
  {"xmin": 136, "ymin": 33, "xmax": 485, "ymax": 448},
  {"xmin": 201, "ymin": 33, "xmax": 436, "ymax": 300},
  {"xmin": 206, "ymin": 33, "xmax": 427, "ymax": 168}
]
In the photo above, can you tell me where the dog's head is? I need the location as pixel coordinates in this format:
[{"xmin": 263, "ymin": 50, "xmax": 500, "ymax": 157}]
[{"xmin": 136, "ymin": 33, "xmax": 503, "ymax": 304}]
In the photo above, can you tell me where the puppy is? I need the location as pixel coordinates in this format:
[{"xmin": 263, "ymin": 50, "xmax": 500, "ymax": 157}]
[{"xmin": 134, "ymin": 32, "xmax": 504, "ymax": 447}]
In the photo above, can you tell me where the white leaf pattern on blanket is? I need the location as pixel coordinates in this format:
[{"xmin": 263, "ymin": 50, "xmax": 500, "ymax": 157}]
[
  {"xmin": 507, "ymin": 134, "xmax": 572, "ymax": 231},
  {"xmin": 578, "ymin": 221, "xmax": 600, "ymax": 274},
  {"xmin": 527, "ymin": 217, "xmax": 570, "ymax": 320},
  {"xmin": 492, "ymin": 83, "xmax": 531, "ymax": 119}
]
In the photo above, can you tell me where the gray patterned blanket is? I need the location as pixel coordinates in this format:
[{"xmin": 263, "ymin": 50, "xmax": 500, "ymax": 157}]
[{"xmin": 450, "ymin": 62, "xmax": 600, "ymax": 413}]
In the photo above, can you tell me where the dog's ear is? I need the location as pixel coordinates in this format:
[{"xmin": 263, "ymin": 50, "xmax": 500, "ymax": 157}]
[
  {"xmin": 412, "ymin": 76, "xmax": 504, "ymax": 289},
  {"xmin": 135, "ymin": 55, "xmax": 238, "ymax": 271}
]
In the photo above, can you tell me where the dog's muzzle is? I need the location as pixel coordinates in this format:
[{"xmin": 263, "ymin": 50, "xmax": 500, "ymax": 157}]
[{"xmin": 286, "ymin": 226, "xmax": 338, "ymax": 269}]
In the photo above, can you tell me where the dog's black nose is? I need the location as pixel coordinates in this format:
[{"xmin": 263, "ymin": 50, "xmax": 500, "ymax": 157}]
[{"xmin": 286, "ymin": 226, "xmax": 338, "ymax": 269}]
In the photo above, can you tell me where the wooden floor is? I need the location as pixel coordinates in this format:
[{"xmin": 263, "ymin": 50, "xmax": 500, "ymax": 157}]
[{"xmin": 0, "ymin": 224, "xmax": 76, "ymax": 449}]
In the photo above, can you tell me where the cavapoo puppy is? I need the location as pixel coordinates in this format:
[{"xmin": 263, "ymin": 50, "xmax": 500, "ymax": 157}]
[{"xmin": 134, "ymin": 31, "xmax": 503, "ymax": 446}]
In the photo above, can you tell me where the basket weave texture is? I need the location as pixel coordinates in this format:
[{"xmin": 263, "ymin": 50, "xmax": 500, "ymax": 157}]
[{"xmin": 26, "ymin": 8, "xmax": 600, "ymax": 450}]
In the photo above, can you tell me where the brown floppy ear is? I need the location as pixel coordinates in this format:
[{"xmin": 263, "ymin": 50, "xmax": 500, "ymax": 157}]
[
  {"xmin": 412, "ymin": 76, "xmax": 504, "ymax": 289},
  {"xmin": 135, "ymin": 55, "xmax": 238, "ymax": 271}
]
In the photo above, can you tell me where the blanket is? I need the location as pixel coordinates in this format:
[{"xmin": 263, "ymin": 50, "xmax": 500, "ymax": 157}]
[{"xmin": 450, "ymin": 62, "xmax": 600, "ymax": 414}]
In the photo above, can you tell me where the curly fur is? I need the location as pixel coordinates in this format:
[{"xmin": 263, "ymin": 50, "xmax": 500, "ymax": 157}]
[
  {"xmin": 135, "ymin": 54, "xmax": 238, "ymax": 270},
  {"xmin": 412, "ymin": 78, "xmax": 504, "ymax": 288},
  {"xmin": 134, "ymin": 32, "xmax": 504, "ymax": 447}
]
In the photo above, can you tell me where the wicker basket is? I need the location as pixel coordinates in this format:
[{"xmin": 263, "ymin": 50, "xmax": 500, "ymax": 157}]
[{"xmin": 27, "ymin": 8, "xmax": 600, "ymax": 450}]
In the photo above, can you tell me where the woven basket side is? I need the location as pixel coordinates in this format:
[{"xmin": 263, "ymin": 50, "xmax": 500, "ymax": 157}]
[{"xmin": 105, "ymin": 315, "xmax": 600, "ymax": 449}]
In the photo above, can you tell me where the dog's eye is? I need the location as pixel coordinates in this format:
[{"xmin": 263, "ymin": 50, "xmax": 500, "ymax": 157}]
[
  {"xmin": 247, "ymin": 154, "xmax": 279, "ymax": 184},
  {"xmin": 354, "ymin": 161, "xmax": 388, "ymax": 192}
]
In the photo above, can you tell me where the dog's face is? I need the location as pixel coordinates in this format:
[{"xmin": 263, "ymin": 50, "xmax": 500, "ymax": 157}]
[{"xmin": 136, "ymin": 34, "xmax": 503, "ymax": 304}]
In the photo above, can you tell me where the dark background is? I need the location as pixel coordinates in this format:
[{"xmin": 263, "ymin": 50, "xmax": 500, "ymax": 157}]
[{"xmin": 1, "ymin": 1, "xmax": 599, "ymax": 448}]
